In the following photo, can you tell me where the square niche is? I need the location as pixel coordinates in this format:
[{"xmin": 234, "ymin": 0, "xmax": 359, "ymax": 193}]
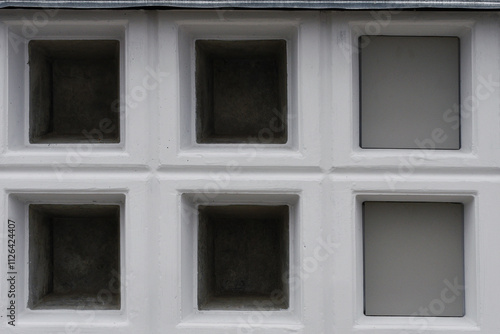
[
  {"xmin": 28, "ymin": 204, "xmax": 120, "ymax": 310},
  {"xmin": 198, "ymin": 205, "xmax": 289, "ymax": 310},
  {"xmin": 363, "ymin": 201, "xmax": 465, "ymax": 316},
  {"xmin": 195, "ymin": 40, "xmax": 288, "ymax": 144},
  {"xmin": 29, "ymin": 40, "xmax": 120, "ymax": 144},
  {"xmin": 359, "ymin": 36, "xmax": 460, "ymax": 149}
]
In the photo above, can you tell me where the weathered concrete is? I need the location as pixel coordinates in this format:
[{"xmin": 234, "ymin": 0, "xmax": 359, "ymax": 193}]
[
  {"xmin": 29, "ymin": 40, "xmax": 120, "ymax": 143},
  {"xmin": 195, "ymin": 40, "xmax": 288, "ymax": 144},
  {"xmin": 28, "ymin": 204, "xmax": 120, "ymax": 310},
  {"xmin": 198, "ymin": 205, "xmax": 289, "ymax": 310}
]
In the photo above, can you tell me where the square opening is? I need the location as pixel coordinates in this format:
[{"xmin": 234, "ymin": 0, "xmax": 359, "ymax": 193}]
[
  {"xmin": 197, "ymin": 205, "xmax": 289, "ymax": 310},
  {"xmin": 359, "ymin": 36, "xmax": 460, "ymax": 149},
  {"xmin": 29, "ymin": 40, "xmax": 120, "ymax": 144},
  {"xmin": 195, "ymin": 40, "xmax": 288, "ymax": 144},
  {"xmin": 28, "ymin": 204, "xmax": 120, "ymax": 310},
  {"xmin": 363, "ymin": 201, "xmax": 465, "ymax": 317}
]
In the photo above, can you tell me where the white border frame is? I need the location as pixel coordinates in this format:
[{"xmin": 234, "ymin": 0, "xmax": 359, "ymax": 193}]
[
  {"xmin": 354, "ymin": 193, "xmax": 477, "ymax": 329},
  {"xmin": 9, "ymin": 192, "xmax": 127, "ymax": 323},
  {"xmin": 158, "ymin": 176, "xmax": 325, "ymax": 333},
  {"xmin": 181, "ymin": 30, "xmax": 296, "ymax": 150},
  {"xmin": 0, "ymin": 176, "xmax": 151, "ymax": 333},
  {"xmin": 16, "ymin": 29, "xmax": 126, "ymax": 150},
  {"xmin": 0, "ymin": 10, "xmax": 150, "ymax": 167},
  {"xmin": 331, "ymin": 12, "xmax": 500, "ymax": 169},
  {"xmin": 326, "ymin": 176, "xmax": 484, "ymax": 333},
  {"xmin": 180, "ymin": 193, "xmax": 300, "ymax": 322},
  {"xmin": 158, "ymin": 11, "xmax": 323, "ymax": 168}
]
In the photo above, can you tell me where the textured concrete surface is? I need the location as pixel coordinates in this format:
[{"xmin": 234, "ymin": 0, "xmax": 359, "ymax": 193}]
[
  {"xmin": 28, "ymin": 204, "xmax": 120, "ymax": 310},
  {"xmin": 29, "ymin": 40, "xmax": 120, "ymax": 143},
  {"xmin": 28, "ymin": 207, "xmax": 53, "ymax": 309},
  {"xmin": 195, "ymin": 40, "xmax": 287, "ymax": 144},
  {"xmin": 2, "ymin": 9, "xmax": 493, "ymax": 334},
  {"xmin": 198, "ymin": 205, "xmax": 289, "ymax": 310}
]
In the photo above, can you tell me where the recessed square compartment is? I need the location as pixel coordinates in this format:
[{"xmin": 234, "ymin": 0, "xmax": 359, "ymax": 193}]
[
  {"xmin": 363, "ymin": 201, "xmax": 465, "ymax": 316},
  {"xmin": 197, "ymin": 205, "xmax": 289, "ymax": 310},
  {"xmin": 360, "ymin": 36, "xmax": 460, "ymax": 149},
  {"xmin": 195, "ymin": 40, "xmax": 287, "ymax": 144},
  {"xmin": 29, "ymin": 40, "xmax": 120, "ymax": 144},
  {"xmin": 28, "ymin": 204, "xmax": 120, "ymax": 310}
]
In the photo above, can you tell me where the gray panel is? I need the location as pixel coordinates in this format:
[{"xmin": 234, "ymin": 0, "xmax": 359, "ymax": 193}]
[
  {"xmin": 360, "ymin": 36, "xmax": 460, "ymax": 150},
  {"xmin": 363, "ymin": 202, "xmax": 464, "ymax": 317}
]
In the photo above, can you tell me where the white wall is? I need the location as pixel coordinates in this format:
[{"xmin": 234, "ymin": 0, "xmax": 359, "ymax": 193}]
[{"xmin": 0, "ymin": 9, "xmax": 499, "ymax": 334}]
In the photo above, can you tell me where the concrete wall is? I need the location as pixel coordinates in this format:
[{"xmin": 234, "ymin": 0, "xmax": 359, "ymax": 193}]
[{"xmin": 1, "ymin": 9, "xmax": 500, "ymax": 334}]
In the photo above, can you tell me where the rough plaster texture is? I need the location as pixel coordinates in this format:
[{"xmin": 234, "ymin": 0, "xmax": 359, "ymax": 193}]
[
  {"xmin": 360, "ymin": 36, "xmax": 460, "ymax": 149},
  {"xmin": 29, "ymin": 40, "xmax": 120, "ymax": 143},
  {"xmin": 363, "ymin": 202, "xmax": 465, "ymax": 316},
  {"xmin": 195, "ymin": 40, "xmax": 287, "ymax": 144},
  {"xmin": 28, "ymin": 204, "xmax": 120, "ymax": 310},
  {"xmin": 198, "ymin": 205, "xmax": 289, "ymax": 310}
]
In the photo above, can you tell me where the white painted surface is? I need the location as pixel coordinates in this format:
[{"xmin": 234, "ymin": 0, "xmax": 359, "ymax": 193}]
[{"xmin": 0, "ymin": 9, "xmax": 498, "ymax": 334}]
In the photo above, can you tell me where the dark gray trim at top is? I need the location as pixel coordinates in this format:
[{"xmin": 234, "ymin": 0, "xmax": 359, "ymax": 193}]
[{"xmin": 1, "ymin": 0, "xmax": 500, "ymax": 10}]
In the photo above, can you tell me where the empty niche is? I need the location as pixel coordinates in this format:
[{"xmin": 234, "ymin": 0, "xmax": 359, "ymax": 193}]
[
  {"xmin": 28, "ymin": 204, "xmax": 120, "ymax": 310},
  {"xmin": 198, "ymin": 205, "xmax": 289, "ymax": 310},
  {"xmin": 29, "ymin": 40, "xmax": 120, "ymax": 144},
  {"xmin": 195, "ymin": 40, "xmax": 288, "ymax": 144},
  {"xmin": 359, "ymin": 36, "xmax": 460, "ymax": 149},
  {"xmin": 363, "ymin": 202, "xmax": 465, "ymax": 316}
]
